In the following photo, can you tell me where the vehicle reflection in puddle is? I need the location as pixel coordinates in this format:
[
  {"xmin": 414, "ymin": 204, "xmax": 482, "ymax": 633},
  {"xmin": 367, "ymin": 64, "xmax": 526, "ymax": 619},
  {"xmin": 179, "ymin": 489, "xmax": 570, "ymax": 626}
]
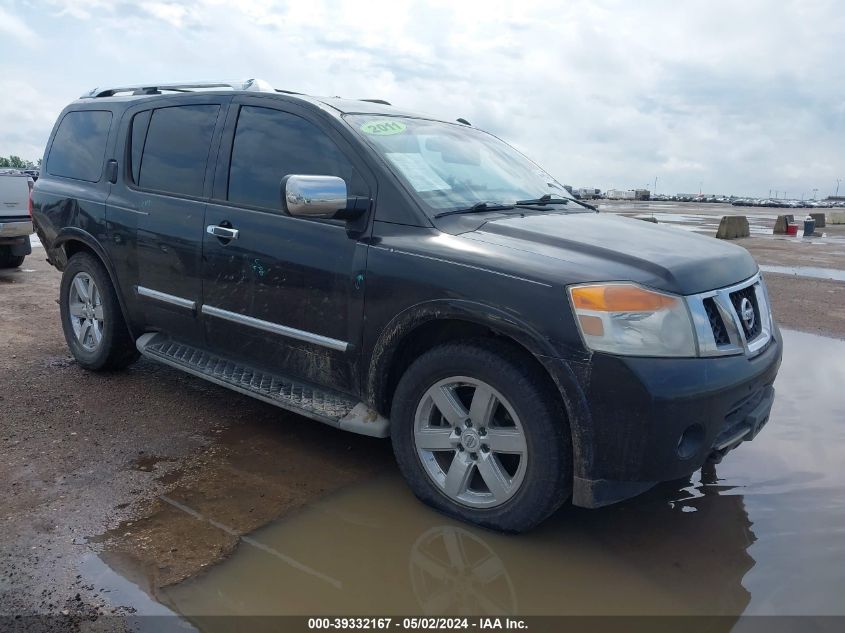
[{"xmin": 91, "ymin": 329, "xmax": 845, "ymax": 621}]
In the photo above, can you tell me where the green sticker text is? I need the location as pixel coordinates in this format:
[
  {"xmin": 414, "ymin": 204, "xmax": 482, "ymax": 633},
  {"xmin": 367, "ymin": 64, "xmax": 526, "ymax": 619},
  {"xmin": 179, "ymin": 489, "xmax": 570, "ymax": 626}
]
[{"xmin": 360, "ymin": 120, "xmax": 407, "ymax": 136}]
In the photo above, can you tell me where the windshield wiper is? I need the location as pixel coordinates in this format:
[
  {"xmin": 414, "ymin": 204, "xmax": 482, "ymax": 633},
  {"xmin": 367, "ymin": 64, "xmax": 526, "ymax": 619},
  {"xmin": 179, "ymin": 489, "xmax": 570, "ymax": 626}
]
[
  {"xmin": 515, "ymin": 194, "xmax": 597, "ymax": 211},
  {"xmin": 434, "ymin": 201, "xmax": 516, "ymax": 218}
]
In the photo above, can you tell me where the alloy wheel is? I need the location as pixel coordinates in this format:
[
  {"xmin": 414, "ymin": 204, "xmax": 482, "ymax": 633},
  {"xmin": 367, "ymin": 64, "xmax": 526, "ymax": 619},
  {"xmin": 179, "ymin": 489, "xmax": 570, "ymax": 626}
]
[
  {"xmin": 67, "ymin": 272, "xmax": 104, "ymax": 351},
  {"xmin": 414, "ymin": 376, "xmax": 528, "ymax": 509}
]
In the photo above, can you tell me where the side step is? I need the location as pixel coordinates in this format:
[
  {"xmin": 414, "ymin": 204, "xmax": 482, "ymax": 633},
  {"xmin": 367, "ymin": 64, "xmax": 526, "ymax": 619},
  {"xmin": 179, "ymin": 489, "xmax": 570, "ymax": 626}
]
[{"xmin": 136, "ymin": 333, "xmax": 389, "ymax": 438}]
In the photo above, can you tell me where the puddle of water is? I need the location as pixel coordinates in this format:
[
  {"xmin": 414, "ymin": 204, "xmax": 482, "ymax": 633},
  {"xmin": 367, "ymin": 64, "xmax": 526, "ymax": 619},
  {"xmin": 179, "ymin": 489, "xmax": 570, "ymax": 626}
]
[
  {"xmin": 760, "ymin": 265, "xmax": 845, "ymax": 282},
  {"xmin": 79, "ymin": 552, "xmax": 195, "ymax": 631},
  {"xmin": 141, "ymin": 329, "xmax": 844, "ymax": 619}
]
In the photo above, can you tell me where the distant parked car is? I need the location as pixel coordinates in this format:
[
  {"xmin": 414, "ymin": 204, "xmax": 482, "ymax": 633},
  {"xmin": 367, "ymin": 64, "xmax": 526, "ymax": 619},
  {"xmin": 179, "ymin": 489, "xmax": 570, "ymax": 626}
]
[{"xmin": 0, "ymin": 170, "xmax": 34, "ymax": 268}]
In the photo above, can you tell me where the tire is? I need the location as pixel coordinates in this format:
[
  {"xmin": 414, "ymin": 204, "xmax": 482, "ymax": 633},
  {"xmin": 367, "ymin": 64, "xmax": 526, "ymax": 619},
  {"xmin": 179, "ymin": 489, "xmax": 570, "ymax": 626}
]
[
  {"xmin": 0, "ymin": 246, "xmax": 24, "ymax": 269},
  {"xmin": 391, "ymin": 340, "xmax": 572, "ymax": 533},
  {"xmin": 59, "ymin": 252, "xmax": 139, "ymax": 371}
]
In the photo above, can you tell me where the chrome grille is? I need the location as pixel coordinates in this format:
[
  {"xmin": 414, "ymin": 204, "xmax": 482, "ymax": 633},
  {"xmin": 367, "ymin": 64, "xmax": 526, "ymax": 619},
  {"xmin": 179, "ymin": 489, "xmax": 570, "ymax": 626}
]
[
  {"xmin": 686, "ymin": 273, "xmax": 772, "ymax": 357},
  {"xmin": 729, "ymin": 286, "xmax": 762, "ymax": 340},
  {"xmin": 703, "ymin": 297, "xmax": 731, "ymax": 346}
]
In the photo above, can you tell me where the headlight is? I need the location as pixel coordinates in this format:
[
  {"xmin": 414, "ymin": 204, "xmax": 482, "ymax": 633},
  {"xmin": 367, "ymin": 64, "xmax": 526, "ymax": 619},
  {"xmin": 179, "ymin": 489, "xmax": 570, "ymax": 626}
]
[{"xmin": 568, "ymin": 283, "xmax": 697, "ymax": 357}]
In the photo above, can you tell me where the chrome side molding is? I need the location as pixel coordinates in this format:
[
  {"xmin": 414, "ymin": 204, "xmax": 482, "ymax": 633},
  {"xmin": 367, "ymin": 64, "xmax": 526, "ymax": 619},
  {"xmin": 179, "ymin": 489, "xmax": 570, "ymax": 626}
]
[
  {"xmin": 136, "ymin": 286, "xmax": 196, "ymax": 311},
  {"xmin": 201, "ymin": 304, "xmax": 349, "ymax": 352}
]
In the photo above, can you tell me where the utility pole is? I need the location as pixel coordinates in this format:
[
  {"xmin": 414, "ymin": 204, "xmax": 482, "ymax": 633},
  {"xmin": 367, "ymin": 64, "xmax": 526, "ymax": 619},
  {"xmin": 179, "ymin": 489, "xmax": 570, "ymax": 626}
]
[
  {"xmin": 654, "ymin": 176, "xmax": 658, "ymax": 195},
  {"xmin": 836, "ymin": 179, "xmax": 842, "ymax": 197},
  {"xmin": 813, "ymin": 188, "xmax": 818, "ymax": 200}
]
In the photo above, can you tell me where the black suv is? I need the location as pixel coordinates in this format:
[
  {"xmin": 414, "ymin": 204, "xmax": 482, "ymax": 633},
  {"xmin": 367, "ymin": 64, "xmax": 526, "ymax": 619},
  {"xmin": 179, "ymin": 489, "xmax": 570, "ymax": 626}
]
[{"xmin": 33, "ymin": 80, "xmax": 782, "ymax": 531}]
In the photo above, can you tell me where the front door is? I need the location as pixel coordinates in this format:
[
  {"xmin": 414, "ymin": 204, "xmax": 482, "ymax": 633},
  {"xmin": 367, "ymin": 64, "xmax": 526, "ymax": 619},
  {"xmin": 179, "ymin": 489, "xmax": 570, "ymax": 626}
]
[{"xmin": 201, "ymin": 99, "xmax": 374, "ymax": 394}]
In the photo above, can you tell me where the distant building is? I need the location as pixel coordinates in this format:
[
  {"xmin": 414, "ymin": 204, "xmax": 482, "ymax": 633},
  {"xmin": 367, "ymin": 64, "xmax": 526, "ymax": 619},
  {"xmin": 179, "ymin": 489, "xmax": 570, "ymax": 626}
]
[
  {"xmin": 606, "ymin": 189, "xmax": 636, "ymax": 200},
  {"xmin": 634, "ymin": 189, "xmax": 650, "ymax": 201}
]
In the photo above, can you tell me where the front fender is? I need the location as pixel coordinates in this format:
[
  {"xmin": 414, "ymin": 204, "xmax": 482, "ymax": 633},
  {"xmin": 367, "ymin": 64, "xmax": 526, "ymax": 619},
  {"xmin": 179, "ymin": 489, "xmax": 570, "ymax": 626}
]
[{"xmin": 366, "ymin": 298, "xmax": 595, "ymax": 502}]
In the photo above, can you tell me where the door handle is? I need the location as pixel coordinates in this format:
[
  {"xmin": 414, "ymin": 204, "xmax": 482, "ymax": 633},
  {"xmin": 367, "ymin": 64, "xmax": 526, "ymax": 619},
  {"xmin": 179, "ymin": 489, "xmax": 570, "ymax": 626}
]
[{"xmin": 206, "ymin": 225, "xmax": 239, "ymax": 240}]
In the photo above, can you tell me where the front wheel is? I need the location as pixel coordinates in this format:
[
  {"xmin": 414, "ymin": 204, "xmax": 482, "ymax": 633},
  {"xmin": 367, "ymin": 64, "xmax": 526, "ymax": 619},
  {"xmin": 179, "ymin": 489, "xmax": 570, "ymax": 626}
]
[{"xmin": 391, "ymin": 340, "xmax": 572, "ymax": 532}]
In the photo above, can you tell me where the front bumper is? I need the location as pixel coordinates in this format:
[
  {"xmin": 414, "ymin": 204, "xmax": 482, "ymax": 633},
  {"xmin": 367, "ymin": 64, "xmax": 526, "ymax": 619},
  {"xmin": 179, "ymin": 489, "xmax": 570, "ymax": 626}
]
[{"xmin": 564, "ymin": 324, "xmax": 782, "ymax": 508}]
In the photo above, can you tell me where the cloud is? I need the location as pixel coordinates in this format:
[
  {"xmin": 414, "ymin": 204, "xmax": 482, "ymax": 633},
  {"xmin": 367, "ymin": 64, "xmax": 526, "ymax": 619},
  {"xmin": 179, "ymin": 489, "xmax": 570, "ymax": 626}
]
[
  {"xmin": 0, "ymin": 6, "xmax": 37, "ymax": 46},
  {"xmin": 1, "ymin": 0, "xmax": 843, "ymax": 197}
]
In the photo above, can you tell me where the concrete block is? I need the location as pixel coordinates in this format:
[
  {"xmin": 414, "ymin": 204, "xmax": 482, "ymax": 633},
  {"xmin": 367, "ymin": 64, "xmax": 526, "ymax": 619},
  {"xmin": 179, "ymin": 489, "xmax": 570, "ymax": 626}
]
[
  {"xmin": 716, "ymin": 215, "xmax": 750, "ymax": 239},
  {"xmin": 830, "ymin": 211, "xmax": 845, "ymax": 225},
  {"xmin": 773, "ymin": 215, "xmax": 790, "ymax": 234},
  {"xmin": 810, "ymin": 212, "xmax": 826, "ymax": 228}
]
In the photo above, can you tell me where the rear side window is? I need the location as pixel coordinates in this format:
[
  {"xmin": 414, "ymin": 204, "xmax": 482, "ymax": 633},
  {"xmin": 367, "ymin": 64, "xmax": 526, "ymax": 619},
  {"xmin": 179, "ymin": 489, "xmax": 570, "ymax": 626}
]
[
  {"xmin": 227, "ymin": 106, "xmax": 367, "ymax": 210},
  {"xmin": 136, "ymin": 105, "xmax": 219, "ymax": 197},
  {"xmin": 129, "ymin": 110, "xmax": 152, "ymax": 185},
  {"xmin": 47, "ymin": 110, "xmax": 112, "ymax": 182}
]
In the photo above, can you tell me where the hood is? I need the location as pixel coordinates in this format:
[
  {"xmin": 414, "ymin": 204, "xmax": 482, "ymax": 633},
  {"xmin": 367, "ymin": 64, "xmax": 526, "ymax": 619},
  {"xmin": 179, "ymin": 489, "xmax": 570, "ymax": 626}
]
[{"xmin": 450, "ymin": 212, "xmax": 758, "ymax": 295}]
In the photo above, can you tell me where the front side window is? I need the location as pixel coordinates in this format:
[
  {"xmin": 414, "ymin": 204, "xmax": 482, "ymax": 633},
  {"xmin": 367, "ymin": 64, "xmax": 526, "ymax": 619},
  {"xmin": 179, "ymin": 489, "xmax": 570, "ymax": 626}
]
[
  {"xmin": 47, "ymin": 110, "xmax": 112, "ymax": 182},
  {"xmin": 347, "ymin": 115, "xmax": 573, "ymax": 215},
  {"xmin": 137, "ymin": 105, "xmax": 219, "ymax": 197},
  {"xmin": 227, "ymin": 106, "xmax": 366, "ymax": 210}
]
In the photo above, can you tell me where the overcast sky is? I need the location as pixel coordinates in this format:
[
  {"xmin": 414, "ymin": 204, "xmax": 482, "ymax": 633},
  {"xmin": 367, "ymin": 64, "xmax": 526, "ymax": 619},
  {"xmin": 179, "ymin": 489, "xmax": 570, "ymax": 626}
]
[{"xmin": 1, "ymin": 0, "xmax": 842, "ymax": 198}]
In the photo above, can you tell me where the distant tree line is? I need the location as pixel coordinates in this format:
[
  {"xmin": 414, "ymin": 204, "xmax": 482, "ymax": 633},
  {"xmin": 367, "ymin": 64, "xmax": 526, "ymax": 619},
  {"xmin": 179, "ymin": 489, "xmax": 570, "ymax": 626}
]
[{"xmin": 0, "ymin": 156, "xmax": 41, "ymax": 169}]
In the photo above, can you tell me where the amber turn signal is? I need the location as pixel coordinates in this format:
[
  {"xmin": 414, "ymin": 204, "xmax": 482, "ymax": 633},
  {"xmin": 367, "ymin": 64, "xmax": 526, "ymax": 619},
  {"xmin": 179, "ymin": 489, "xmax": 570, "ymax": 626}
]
[{"xmin": 570, "ymin": 284, "xmax": 677, "ymax": 312}]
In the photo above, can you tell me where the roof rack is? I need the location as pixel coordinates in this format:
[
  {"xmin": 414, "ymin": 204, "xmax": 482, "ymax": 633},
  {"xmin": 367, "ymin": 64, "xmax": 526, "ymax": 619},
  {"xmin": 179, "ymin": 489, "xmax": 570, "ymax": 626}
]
[
  {"xmin": 359, "ymin": 99, "xmax": 392, "ymax": 106},
  {"xmin": 81, "ymin": 78, "xmax": 276, "ymax": 99}
]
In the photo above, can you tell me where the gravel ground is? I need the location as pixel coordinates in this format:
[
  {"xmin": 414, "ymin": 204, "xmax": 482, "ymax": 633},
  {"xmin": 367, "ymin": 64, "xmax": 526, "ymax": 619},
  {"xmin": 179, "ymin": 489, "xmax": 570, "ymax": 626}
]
[
  {"xmin": 1, "ymin": 214, "xmax": 843, "ymax": 628},
  {"xmin": 0, "ymin": 255, "xmax": 391, "ymax": 630}
]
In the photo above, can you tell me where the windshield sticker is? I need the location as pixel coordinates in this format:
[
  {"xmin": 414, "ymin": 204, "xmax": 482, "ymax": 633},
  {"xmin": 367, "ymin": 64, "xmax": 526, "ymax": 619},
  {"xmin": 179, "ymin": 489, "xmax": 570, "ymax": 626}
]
[
  {"xmin": 385, "ymin": 153, "xmax": 451, "ymax": 192},
  {"xmin": 360, "ymin": 120, "xmax": 407, "ymax": 135}
]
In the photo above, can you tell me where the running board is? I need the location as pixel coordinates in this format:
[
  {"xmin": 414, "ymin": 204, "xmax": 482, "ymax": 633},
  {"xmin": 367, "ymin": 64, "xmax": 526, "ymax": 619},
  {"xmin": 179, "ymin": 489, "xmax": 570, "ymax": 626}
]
[{"xmin": 135, "ymin": 333, "xmax": 389, "ymax": 438}]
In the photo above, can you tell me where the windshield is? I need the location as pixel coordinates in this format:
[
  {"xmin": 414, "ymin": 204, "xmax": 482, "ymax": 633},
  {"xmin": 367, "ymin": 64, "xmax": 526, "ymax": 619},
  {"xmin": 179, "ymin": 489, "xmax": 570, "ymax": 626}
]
[{"xmin": 347, "ymin": 115, "xmax": 574, "ymax": 215}]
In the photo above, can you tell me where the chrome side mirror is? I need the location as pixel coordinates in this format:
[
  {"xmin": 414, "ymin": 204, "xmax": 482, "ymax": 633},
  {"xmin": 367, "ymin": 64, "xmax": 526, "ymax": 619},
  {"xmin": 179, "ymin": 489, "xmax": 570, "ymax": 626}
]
[{"xmin": 281, "ymin": 175, "xmax": 348, "ymax": 219}]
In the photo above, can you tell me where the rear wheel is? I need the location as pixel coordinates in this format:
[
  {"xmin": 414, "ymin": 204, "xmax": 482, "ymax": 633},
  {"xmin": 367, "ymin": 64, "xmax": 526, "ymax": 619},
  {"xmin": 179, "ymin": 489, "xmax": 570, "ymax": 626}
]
[
  {"xmin": 391, "ymin": 340, "xmax": 572, "ymax": 532},
  {"xmin": 59, "ymin": 252, "xmax": 139, "ymax": 370},
  {"xmin": 0, "ymin": 246, "xmax": 25, "ymax": 269}
]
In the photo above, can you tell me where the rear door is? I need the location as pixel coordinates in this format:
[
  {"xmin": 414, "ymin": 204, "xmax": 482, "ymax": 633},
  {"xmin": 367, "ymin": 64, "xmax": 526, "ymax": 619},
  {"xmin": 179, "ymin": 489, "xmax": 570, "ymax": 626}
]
[
  {"xmin": 106, "ymin": 98, "xmax": 229, "ymax": 345},
  {"xmin": 202, "ymin": 98, "xmax": 374, "ymax": 393}
]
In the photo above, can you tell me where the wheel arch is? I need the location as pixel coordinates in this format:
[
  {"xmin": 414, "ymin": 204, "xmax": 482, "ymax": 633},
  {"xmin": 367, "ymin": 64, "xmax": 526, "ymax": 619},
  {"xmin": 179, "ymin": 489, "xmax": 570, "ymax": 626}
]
[
  {"xmin": 368, "ymin": 299, "xmax": 568, "ymax": 416},
  {"xmin": 368, "ymin": 300, "xmax": 595, "ymax": 497},
  {"xmin": 54, "ymin": 229, "xmax": 137, "ymax": 340}
]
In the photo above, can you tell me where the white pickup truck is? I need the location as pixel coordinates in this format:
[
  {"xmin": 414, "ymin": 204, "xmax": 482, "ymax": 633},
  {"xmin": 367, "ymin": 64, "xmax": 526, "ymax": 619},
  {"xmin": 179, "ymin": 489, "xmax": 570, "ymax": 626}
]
[{"xmin": 0, "ymin": 170, "xmax": 34, "ymax": 268}]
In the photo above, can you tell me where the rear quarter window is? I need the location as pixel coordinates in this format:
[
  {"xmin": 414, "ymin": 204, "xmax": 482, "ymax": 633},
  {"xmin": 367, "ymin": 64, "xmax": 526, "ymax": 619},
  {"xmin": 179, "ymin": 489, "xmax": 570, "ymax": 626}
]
[{"xmin": 46, "ymin": 110, "xmax": 113, "ymax": 182}]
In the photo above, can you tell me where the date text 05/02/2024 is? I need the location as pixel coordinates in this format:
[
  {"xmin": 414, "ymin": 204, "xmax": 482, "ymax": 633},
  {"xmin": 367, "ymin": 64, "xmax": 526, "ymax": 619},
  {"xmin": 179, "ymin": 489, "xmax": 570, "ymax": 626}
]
[{"xmin": 307, "ymin": 617, "xmax": 529, "ymax": 630}]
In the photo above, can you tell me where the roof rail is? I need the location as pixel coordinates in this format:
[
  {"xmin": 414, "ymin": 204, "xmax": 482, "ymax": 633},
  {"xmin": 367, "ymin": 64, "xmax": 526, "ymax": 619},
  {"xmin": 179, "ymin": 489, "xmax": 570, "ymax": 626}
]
[
  {"xmin": 359, "ymin": 98, "xmax": 392, "ymax": 106},
  {"xmin": 80, "ymin": 78, "xmax": 276, "ymax": 99}
]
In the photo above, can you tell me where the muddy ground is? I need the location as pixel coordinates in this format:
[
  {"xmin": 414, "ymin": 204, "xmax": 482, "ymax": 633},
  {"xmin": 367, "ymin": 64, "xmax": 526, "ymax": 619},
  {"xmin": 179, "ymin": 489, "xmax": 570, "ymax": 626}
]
[{"xmin": 1, "ymin": 206, "xmax": 844, "ymax": 629}]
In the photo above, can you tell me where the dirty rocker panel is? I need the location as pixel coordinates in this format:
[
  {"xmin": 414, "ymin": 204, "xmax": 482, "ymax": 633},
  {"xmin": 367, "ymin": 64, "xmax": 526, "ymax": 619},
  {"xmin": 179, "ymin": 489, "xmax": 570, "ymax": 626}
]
[
  {"xmin": 135, "ymin": 333, "xmax": 388, "ymax": 437},
  {"xmin": 201, "ymin": 304, "xmax": 349, "ymax": 353}
]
